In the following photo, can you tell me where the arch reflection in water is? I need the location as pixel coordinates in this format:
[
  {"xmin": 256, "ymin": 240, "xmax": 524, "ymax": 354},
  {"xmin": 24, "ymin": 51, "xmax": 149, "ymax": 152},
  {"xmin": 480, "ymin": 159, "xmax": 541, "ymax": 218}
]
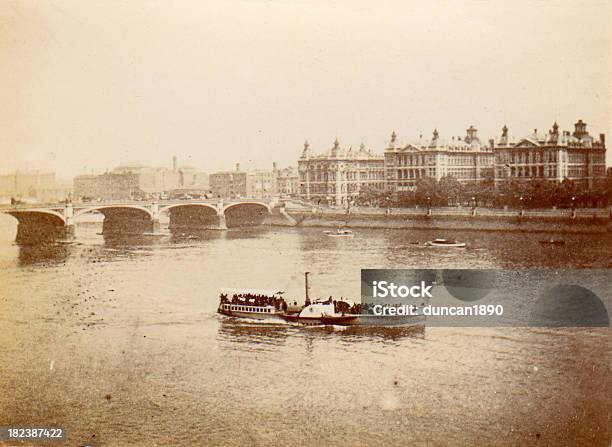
[
  {"xmin": 169, "ymin": 228, "xmax": 226, "ymax": 242},
  {"xmin": 103, "ymin": 232, "xmax": 159, "ymax": 248},
  {"xmin": 17, "ymin": 242, "xmax": 71, "ymax": 266},
  {"xmin": 224, "ymin": 227, "xmax": 271, "ymax": 240}
]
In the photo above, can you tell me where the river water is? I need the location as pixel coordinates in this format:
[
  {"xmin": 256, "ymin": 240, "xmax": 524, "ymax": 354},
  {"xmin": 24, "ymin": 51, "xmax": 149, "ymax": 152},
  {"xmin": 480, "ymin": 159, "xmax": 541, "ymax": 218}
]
[{"xmin": 0, "ymin": 215, "xmax": 610, "ymax": 446}]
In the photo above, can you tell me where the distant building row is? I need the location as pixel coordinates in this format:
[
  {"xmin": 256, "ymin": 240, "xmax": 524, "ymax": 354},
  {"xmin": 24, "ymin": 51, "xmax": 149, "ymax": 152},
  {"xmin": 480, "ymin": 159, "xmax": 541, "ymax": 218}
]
[
  {"xmin": 74, "ymin": 159, "xmax": 210, "ymax": 201},
  {"xmin": 298, "ymin": 120, "xmax": 607, "ymax": 205},
  {"xmin": 0, "ymin": 170, "xmax": 71, "ymax": 203},
  {"xmin": 73, "ymin": 158, "xmax": 300, "ymax": 201}
]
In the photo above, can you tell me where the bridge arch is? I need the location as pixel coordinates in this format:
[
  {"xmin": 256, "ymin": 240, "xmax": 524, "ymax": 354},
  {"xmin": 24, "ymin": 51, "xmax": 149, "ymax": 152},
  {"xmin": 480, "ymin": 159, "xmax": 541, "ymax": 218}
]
[
  {"xmin": 222, "ymin": 201, "xmax": 272, "ymax": 214},
  {"xmin": 162, "ymin": 203, "xmax": 221, "ymax": 230},
  {"xmin": 159, "ymin": 203, "xmax": 219, "ymax": 215},
  {"xmin": 6, "ymin": 209, "xmax": 67, "ymax": 226},
  {"xmin": 74, "ymin": 205, "xmax": 155, "ymax": 234},
  {"xmin": 4, "ymin": 209, "xmax": 69, "ymax": 243},
  {"xmin": 73, "ymin": 204, "xmax": 154, "ymax": 219},
  {"xmin": 222, "ymin": 201, "xmax": 271, "ymax": 228}
]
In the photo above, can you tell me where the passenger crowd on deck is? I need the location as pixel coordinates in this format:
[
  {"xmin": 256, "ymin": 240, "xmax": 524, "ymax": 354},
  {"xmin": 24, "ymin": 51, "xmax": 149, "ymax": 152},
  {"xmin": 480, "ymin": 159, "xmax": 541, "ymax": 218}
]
[{"xmin": 219, "ymin": 292, "xmax": 289, "ymax": 311}]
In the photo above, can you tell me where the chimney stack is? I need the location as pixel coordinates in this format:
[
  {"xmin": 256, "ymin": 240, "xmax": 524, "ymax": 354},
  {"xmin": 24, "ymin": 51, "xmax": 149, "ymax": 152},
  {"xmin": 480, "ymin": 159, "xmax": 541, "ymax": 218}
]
[
  {"xmin": 236, "ymin": 163, "xmax": 240, "ymax": 172},
  {"xmin": 272, "ymin": 162, "xmax": 278, "ymax": 172},
  {"xmin": 600, "ymin": 133, "xmax": 605, "ymax": 145},
  {"xmin": 172, "ymin": 156, "xmax": 177, "ymax": 172},
  {"xmin": 573, "ymin": 119, "xmax": 587, "ymax": 138}
]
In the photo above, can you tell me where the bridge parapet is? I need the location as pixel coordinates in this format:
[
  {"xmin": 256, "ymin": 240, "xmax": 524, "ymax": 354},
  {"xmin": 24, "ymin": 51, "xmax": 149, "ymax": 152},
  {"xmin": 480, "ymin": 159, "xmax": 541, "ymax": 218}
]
[{"xmin": 1, "ymin": 197, "xmax": 276, "ymax": 211}]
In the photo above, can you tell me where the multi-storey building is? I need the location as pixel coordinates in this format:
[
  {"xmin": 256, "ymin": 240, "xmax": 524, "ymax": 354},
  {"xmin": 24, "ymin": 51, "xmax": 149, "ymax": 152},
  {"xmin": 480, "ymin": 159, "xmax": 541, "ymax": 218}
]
[
  {"xmin": 176, "ymin": 167, "xmax": 209, "ymax": 191},
  {"xmin": 0, "ymin": 170, "xmax": 59, "ymax": 201},
  {"xmin": 112, "ymin": 165, "xmax": 181, "ymax": 194},
  {"xmin": 246, "ymin": 169, "xmax": 277, "ymax": 198},
  {"xmin": 210, "ymin": 163, "xmax": 277, "ymax": 198},
  {"xmin": 74, "ymin": 172, "xmax": 142, "ymax": 200},
  {"xmin": 298, "ymin": 139, "xmax": 385, "ymax": 205},
  {"xmin": 209, "ymin": 165, "xmax": 246, "ymax": 198},
  {"xmin": 0, "ymin": 170, "xmax": 72, "ymax": 203},
  {"xmin": 276, "ymin": 166, "xmax": 299, "ymax": 197},
  {"xmin": 493, "ymin": 120, "xmax": 606, "ymax": 187},
  {"xmin": 384, "ymin": 126, "xmax": 495, "ymax": 192}
]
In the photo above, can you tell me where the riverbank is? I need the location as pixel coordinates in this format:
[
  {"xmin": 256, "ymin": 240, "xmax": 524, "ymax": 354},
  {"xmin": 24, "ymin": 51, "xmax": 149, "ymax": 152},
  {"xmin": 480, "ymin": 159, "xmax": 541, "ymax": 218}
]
[{"xmin": 269, "ymin": 207, "xmax": 612, "ymax": 233}]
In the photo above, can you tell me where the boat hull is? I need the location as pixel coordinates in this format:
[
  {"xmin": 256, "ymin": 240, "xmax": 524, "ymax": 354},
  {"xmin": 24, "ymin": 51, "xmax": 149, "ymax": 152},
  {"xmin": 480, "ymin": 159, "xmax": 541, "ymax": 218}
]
[
  {"xmin": 280, "ymin": 313, "xmax": 424, "ymax": 327},
  {"xmin": 218, "ymin": 303, "xmax": 426, "ymax": 327},
  {"xmin": 281, "ymin": 314, "xmax": 359, "ymax": 325},
  {"xmin": 353, "ymin": 314, "xmax": 425, "ymax": 326},
  {"xmin": 323, "ymin": 230, "xmax": 354, "ymax": 237},
  {"xmin": 425, "ymin": 242, "xmax": 466, "ymax": 247}
]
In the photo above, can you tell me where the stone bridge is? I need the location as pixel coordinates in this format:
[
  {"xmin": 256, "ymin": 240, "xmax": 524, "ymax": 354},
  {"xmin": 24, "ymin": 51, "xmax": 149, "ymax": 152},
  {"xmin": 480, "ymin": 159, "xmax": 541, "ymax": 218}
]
[{"xmin": 1, "ymin": 198, "xmax": 284, "ymax": 242}]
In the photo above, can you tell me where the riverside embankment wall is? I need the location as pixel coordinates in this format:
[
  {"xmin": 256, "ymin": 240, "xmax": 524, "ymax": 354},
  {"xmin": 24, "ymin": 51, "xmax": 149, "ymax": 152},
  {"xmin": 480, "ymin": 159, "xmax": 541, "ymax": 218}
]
[{"xmin": 267, "ymin": 207, "xmax": 612, "ymax": 233}]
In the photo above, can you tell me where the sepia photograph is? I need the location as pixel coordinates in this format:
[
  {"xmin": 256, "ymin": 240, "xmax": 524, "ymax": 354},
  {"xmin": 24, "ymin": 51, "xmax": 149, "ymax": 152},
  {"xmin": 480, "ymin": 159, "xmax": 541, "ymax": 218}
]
[{"xmin": 0, "ymin": 1, "xmax": 611, "ymax": 446}]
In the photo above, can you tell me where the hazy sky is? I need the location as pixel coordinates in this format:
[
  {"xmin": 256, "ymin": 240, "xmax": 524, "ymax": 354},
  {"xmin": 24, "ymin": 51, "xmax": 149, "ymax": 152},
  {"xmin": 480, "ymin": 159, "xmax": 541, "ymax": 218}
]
[{"xmin": 2, "ymin": 0, "xmax": 611, "ymax": 178}]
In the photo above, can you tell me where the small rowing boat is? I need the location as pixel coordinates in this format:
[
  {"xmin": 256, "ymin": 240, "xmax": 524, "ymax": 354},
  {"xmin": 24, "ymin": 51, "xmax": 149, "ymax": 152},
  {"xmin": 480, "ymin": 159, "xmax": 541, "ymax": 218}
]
[
  {"xmin": 323, "ymin": 229, "xmax": 354, "ymax": 237},
  {"xmin": 424, "ymin": 238, "xmax": 466, "ymax": 248},
  {"xmin": 538, "ymin": 239, "xmax": 565, "ymax": 245}
]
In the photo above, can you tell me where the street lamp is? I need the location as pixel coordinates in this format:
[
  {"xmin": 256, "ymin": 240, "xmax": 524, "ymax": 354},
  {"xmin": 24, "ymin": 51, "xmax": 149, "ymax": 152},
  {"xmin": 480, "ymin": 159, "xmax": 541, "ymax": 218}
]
[{"xmin": 519, "ymin": 196, "xmax": 524, "ymax": 217}]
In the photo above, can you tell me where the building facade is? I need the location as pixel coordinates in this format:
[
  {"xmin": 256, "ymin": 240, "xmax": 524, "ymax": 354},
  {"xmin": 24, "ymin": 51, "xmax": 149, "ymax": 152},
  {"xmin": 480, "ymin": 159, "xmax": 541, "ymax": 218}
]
[
  {"xmin": 0, "ymin": 170, "xmax": 55, "ymax": 198},
  {"xmin": 276, "ymin": 166, "xmax": 299, "ymax": 197},
  {"xmin": 210, "ymin": 163, "xmax": 277, "ymax": 199},
  {"xmin": 245, "ymin": 170, "xmax": 277, "ymax": 198},
  {"xmin": 493, "ymin": 120, "xmax": 606, "ymax": 187},
  {"xmin": 0, "ymin": 170, "xmax": 70, "ymax": 203},
  {"xmin": 73, "ymin": 172, "xmax": 142, "ymax": 200},
  {"xmin": 298, "ymin": 139, "xmax": 385, "ymax": 205},
  {"xmin": 384, "ymin": 126, "xmax": 495, "ymax": 193},
  {"xmin": 112, "ymin": 165, "xmax": 181, "ymax": 194},
  {"xmin": 209, "ymin": 168, "xmax": 246, "ymax": 198},
  {"xmin": 176, "ymin": 167, "xmax": 209, "ymax": 191}
]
